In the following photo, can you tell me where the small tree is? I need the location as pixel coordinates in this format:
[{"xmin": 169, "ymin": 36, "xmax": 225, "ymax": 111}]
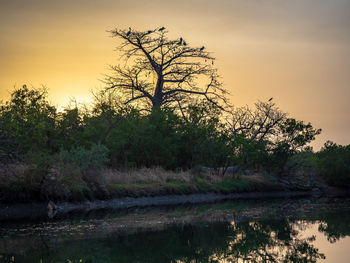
[
  {"xmin": 0, "ymin": 85, "xmax": 57, "ymax": 155},
  {"xmin": 317, "ymin": 141, "xmax": 350, "ymax": 187},
  {"xmin": 229, "ymin": 100, "xmax": 321, "ymax": 152},
  {"xmin": 105, "ymin": 27, "xmax": 229, "ymax": 111},
  {"xmin": 228, "ymin": 100, "xmax": 321, "ymax": 169},
  {"xmin": 277, "ymin": 118, "xmax": 321, "ymax": 152},
  {"xmin": 230, "ymin": 100, "xmax": 287, "ymax": 142}
]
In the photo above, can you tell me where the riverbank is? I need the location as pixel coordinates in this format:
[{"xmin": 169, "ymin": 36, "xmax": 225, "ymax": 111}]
[
  {"xmin": 1, "ymin": 164, "xmax": 348, "ymax": 214},
  {"xmin": 1, "ymin": 187, "xmax": 348, "ymax": 222},
  {"xmin": 0, "ymin": 164, "xmax": 328, "ymax": 203}
]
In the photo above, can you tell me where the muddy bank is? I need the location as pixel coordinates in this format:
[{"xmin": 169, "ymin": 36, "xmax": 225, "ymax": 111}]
[
  {"xmin": 1, "ymin": 188, "xmax": 348, "ymax": 221},
  {"xmin": 56, "ymin": 190, "xmax": 319, "ymax": 213},
  {"xmin": 52, "ymin": 188, "xmax": 350, "ymax": 213}
]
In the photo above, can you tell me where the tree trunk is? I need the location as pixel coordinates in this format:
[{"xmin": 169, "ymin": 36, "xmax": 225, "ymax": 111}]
[
  {"xmin": 152, "ymin": 95, "xmax": 162, "ymax": 109},
  {"xmin": 152, "ymin": 76, "xmax": 163, "ymax": 110}
]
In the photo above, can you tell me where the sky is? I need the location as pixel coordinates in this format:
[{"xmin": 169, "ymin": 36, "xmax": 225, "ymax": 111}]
[{"xmin": 0, "ymin": 0, "xmax": 349, "ymax": 149}]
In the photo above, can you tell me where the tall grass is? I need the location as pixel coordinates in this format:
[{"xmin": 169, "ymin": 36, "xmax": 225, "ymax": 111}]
[{"xmin": 0, "ymin": 164, "xmax": 282, "ymax": 202}]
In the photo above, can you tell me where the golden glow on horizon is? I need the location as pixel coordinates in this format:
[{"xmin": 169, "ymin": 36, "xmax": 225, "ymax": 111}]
[{"xmin": 0, "ymin": 0, "xmax": 349, "ymax": 149}]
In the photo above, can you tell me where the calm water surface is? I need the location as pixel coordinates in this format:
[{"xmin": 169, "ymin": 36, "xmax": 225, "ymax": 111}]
[{"xmin": 0, "ymin": 198, "xmax": 350, "ymax": 263}]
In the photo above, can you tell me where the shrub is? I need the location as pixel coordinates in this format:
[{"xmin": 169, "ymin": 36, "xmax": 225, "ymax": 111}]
[
  {"xmin": 0, "ymin": 85, "xmax": 57, "ymax": 155},
  {"xmin": 316, "ymin": 141, "xmax": 350, "ymax": 187},
  {"xmin": 60, "ymin": 143, "xmax": 109, "ymax": 170},
  {"xmin": 232, "ymin": 135, "xmax": 269, "ymax": 169},
  {"xmin": 176, "ymin": 102, "xmax": 234, "ymax": 169},
  {"xmin": 284, "ymin": 151, "xmax": 318, "ymax": 172},
  {"xmin": 106, "ymin": 109, "xmax": 180, "ymax": 169}
]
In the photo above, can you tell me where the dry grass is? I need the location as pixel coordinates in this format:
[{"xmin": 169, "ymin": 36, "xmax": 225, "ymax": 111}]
[
  {"xmin": 0, "ymin": 164, "xmax": 29, "ymax": 186},
  {"xmin": 0, "ymin": 164, "xmax": 280, "ymax": 202},
  {"xmin": 102, "ymin": 167, "xmax": 193, "ymax": 184},
  {"xmin": 243, "ymin": 174, "xmax": 268, "ymax": 185},
  {"xmin": 0, "ymin": 164, "xmax": 237, "ymax": 188},
  {"xmin": 101, "ymin": 167, "xmax": 230, "ymax": 185},
  {"xmin": 196, "ymin": 171, "xmax": 228, "ymax": 183}
]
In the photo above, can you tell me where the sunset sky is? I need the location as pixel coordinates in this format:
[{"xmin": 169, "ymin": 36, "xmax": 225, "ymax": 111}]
[{"xmin": 0, "ymin": 0, "xmax": 349, "ymax": 149}]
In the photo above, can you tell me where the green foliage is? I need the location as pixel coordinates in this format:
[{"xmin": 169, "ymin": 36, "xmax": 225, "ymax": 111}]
[
  {"xmin": 232, "ymin": 135, "xmax": 269, "ymax": 169},
  {"xmin": 106, "ymin": 109, "xmax": 180, "ymax": 168},
  {"xmin": 0, "ymin": 131, "xmax": 16, "ymax": 162},
  {"xmin": 0, "ymin": 85, "xmax": 57, "ymax": 157},
  {"xmin": 267, "ymin": 119, "xmax": 321, "ymax": 170},
  {"xmin": 277, "ymin": 118, "xmax": 322, "ymax": 152},
  {"xmin": 107, "ymin": 176, "xmax": 256, "ymax": 197},
  {"xmin": 285, "ymin": 150, "xmax": 318, "ymax": 172},
  {"xmin": 0, "ymin": 85, "xmax": 324, "ymax": 181},
  {"xmin": 24, "ymin": 149, "xmax": 57, "ymax": 169},
  {"xmin": 316, "ymin": 141, "xmax": 350, "ymax": 187},
  {"xmin": 177, "ymin": 101, "xmax": 234, "ymax": 169},
  {"xmin": 23, "ymin": 151, "xmax": 57, "ymax": 182},
  {"xmin": 56, "ymin": 107, "xmax": 82, "ymax": 149},
  {"xmin": 192, "ymin": 177, "xmax": 212, "ymax": 191},
  {"xmin": 58, "ymin": 165, "xmax": 93, "ymax": 201},
  {"xmin": 229, "ymin": 102, "xmax": 321, "ymax": 170},
  {"xmin": 60, "ymin": 143, "xmax": 110, "ymax": 170},
  {"xmin": 165, "ymin": 181, "xmax": 193, "ymax": 192},
  {"xmin": 211, "ymin": 178, "xmax": 255, "ymax": 192},
  {"xmin": 79, "ymin": 90, "xmax": 131, "ymax": 147}
]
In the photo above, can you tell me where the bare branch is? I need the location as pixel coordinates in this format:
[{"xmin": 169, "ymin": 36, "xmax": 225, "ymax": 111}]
[{"xmin": 105, "ymin": 27, "xmax": 229, "ymax": 111}]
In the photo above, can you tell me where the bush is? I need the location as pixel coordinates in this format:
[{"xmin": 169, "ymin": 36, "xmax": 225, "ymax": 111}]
[
  {"xmin": 316, "ymin": 141, "xmax": 350, "ymax": 187},
  {"xmin": 232, "ymin": 135, "xmax": 269, "ymax": 169},
  {"xmin": 106, "ymin": 109, "xmax": 180, "ymax": 169},
  {"xmin": 0, "ymin": 85, "xmax": 57, "ymax": 156},
  {"xmin": 60, "ymin": 143, "xmax": 109, "ymax": 170},
  {"xmin": 285, "ymin": 151, "xmax": 317, "ymax": 171},
  {"xmin": 176, "ymin": 102, "xmax": 234, "ymax": 169}
]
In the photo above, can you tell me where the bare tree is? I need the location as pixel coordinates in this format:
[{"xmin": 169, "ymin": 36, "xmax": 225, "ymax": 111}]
[
  {"xmin": 229, "ymin": 100, "xmax": 287, "ymax": 142},
  {"xmin": 104, "ymin": 27, "xmax": 229, "ymax": 111},
  {"xmin": 228, "ymin": 100, "xmax": 321, "ymax": 152}
]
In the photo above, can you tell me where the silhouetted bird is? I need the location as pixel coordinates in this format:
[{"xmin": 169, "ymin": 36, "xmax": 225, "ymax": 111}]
[
  {"xmin": 269, "ymin": 97, "xmax": 273, "ymax": 102},
  {"xmin": 200, "ymin": 46, "xmax": 205, "ymax": 51},
  {"xmin": 126, "ymin": 27, "xmax": 131, "ymax": 36},
  {"xmin": 177, "ymin": 37, "xmax": 183, "ymax": 45},
  {"xmin": 159, "ymin": 27, "xmax": 165, "ymax": 31},
  {"xmin": 147, "ymin": 30, "xmax": 153, "ymax": 34},
  {"xmin": 183, "ymin": 41, "xmax": 187, "ymax": 46}
]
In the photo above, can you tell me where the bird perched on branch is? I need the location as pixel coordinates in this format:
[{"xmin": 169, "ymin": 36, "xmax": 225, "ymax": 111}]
[
  {"xmin": 106, "ymin": 27, "xmax": 229, "ymax": 111},
  {"xmin": 269, "ymin": 97, "xmax": 273, "ymax": 102},
  {"xmin": 200, "ymin": 46, "xmax": 205, "ymax": 51},
  {"xmin": 126, "ymin": 27, "xmax": 131, "ymax": 36}
]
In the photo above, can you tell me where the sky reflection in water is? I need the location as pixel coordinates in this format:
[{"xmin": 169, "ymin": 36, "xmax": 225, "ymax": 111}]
[{"xmin": 0, "ymin": 198, "xmax": 349, "ymax": 262}]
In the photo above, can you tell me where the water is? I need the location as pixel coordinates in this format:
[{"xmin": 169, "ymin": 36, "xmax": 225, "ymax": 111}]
[{"xmin": 0, "ymin": 198, "xmax": 350, "ymax": 262}]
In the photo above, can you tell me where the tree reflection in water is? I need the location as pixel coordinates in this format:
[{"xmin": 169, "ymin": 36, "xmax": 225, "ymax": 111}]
[
  {"xmin": 1, "ymin": 202, "xmax": 350, "ymax": 263},
  {"xmin": 316, "ymin": 210, "xmax": 350, "ymax": 244},
  {"xmin": 2, "ymin": 219, "xmax": 328, "ymax": 263},
  {"xmin": 210, "ymin": 219, "xmax": 325, "ymax": 263}
]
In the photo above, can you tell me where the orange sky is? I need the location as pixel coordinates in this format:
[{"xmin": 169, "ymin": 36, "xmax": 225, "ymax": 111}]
[{"xmin": 1, "ymin": 0, "xmax": 349, "ymax": 149}]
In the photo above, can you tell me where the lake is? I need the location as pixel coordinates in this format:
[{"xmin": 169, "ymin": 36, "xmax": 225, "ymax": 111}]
[{"xmin": 0, "ymin": 197, "xmax": 350, "ymax": 262}]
